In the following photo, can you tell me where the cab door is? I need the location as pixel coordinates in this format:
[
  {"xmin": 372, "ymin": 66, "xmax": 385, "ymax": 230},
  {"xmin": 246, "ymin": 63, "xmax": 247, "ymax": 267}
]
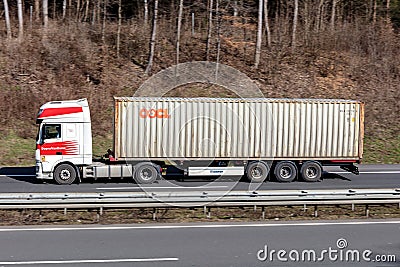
[{"xmin": 38, "ymin": 124, "xmax": 64, "ymax": 173}]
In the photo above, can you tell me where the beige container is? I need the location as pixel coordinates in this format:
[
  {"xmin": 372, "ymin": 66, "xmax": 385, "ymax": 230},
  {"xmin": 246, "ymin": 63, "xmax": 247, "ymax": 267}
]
[{"xmin": 113, "ymin": 97, "xmax": 364, "ymax": 161}]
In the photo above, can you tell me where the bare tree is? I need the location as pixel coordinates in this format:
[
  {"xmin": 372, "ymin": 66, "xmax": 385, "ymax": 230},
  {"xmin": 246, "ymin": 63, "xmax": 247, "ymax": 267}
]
[
  {"xmin": 35, "ymin": 0, "xmax": 40, "ymax": 21},
  {"xmin": 101, "ymin": 0, "xmax": 107, "ymax": 45},
  {"xmin": 76, "ymin": 0, "xmax": 81, "ymax": 21},
  {"xmin": 176, "ymin": 0, "xmax": 184, "ymax": 65},
  {"xmin": 206, "ymin": 0, "xmax": 214, "ymax": 60},
  {"xmin": 144, "ymin": 0, "xmax": 148, "ymax": 25},
  {"xmin": 233, "ymin": 0, "xmax": 238, "ymax": 17},
  {"xmin": 255, "ymin": 0, "xmax": 263, "ymax": 68},
  {"xmin": 43, "ymin": 0, "xmax": 49, "ymax": 29},
  {"xmin": 372, "ymin": 0, "xmax": 377, "ymax": 24},
  {"xmin": 18, "ymin": 0, "xmax": 24, "ymax": 40},
  {"xmin": 291, "ymin": 0, "xmax": 299, "ymax": 52},
  {"xmin": 62, "ymin": 0, "xmax": 67, "ymax": 20},
  {"xmin": 316, "ymin": 0, "xmax": 324, "ymax": 32},
  {"xmin": 117, "ymin": 0, "xmax": 122, "ymax": 57},
  {"xmin": 263, "ymin": 0, "xmax": 271, "ymax": 48},
  {"xmin": 145, "ymin": 0, "xmax": 158, "ymax": 75},
  {"xmin": 330, "ymin": 0, "xmax": 338, "ymax": 31},
  {"xmin": 3, "ymin": 0, "xmax": 12, "ymax": 39},
  {"xmin": 215, "ymin": 0, "xmax": 221, "ymax": 66},
  {"xmin": 386, "ymin": 0, "xmax": 391, "ymax": 21},
  {"xmin": 83, "ymin": 0, "xmax": 90, "ymax": 21}
]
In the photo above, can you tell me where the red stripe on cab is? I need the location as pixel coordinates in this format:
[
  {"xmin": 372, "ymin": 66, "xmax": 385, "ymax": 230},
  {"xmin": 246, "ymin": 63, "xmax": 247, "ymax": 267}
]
[{"xmin": 39, "ymin": 107, "xmax": 83, "ymax": 118}]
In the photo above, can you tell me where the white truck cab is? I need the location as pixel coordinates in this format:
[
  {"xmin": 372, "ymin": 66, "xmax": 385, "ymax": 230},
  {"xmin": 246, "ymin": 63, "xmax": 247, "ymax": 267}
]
[{"xmin": 35, "ymin": 99, "xmax": 92, "ymax": 184}]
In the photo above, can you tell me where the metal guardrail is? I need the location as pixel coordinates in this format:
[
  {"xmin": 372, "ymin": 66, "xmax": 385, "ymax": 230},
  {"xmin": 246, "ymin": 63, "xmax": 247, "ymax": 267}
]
[{"xmin": 0, "ymin": 188, "xmax": 399, "ymax": 209}]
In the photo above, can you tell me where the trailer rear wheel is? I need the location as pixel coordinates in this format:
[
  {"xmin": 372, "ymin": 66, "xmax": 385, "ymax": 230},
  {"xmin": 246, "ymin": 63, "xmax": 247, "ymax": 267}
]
[
  {"xmin": 274, "ymin": 161, "xmax": 297, "ymax": 182},
  {"xmin": 54, "ymin": 164, "xmax": 77, "ymax": 185},
  {"xmin": 300, "ymin": 161, "xmax": 322, "ymax": 182},
  {"xmin": 246, "ymin": 161, "xmax": 269, "ymax": 183},
  {"xmin": 134, "ymin": 164, "xmax": 160, "ymax": 184}
]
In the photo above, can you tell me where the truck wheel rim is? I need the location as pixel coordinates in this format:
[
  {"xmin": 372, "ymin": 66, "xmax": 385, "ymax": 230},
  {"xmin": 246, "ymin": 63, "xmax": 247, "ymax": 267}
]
[
  {"xmin": 306, "ymin": 167, "xmax": 317, "ymax": 179},
  {"xmin": 280, "ymin": 167, "xmax": 292, "ymax": 179},
  {"xmin": 251, "ymin": 167, "xmax": 263, "ymax": 179},
  {"xmin": 60, "ymin": 169, "xmax": 71, "ymax": 180},
  {"xmin": 140, "ymin": 168, "xmax": 153, "ymax": 181}
]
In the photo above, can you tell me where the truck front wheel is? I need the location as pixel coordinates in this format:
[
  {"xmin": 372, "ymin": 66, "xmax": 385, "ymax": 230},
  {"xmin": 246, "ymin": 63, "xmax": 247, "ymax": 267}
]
[
  {"xmin": 54, "ymin": 164, "xmax": 77, "ymax": 185},
  {"xmin": 134, "ymin": 164, "xmax": 160, "ymax": 184}
]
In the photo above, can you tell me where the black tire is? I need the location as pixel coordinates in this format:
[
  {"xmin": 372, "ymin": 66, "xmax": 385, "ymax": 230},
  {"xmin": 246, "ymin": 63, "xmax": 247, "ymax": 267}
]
[
  {"xmin": 300, "ymin": 161, "xmax": 322, "ymax": 182},
  {"xmin": 54, "ymin": 164, "xmax": 77, "ymax": 185},
  {"xmin": 134, "ymin": 163, "xmax": 160, "ymax": 184},
  {"xmin": 246, "ymin": 161, "xmax": 269, "ymax": 183},
  {"xmin": 274, "ymin": 161, "xmax": 297, "ymax": 182}
]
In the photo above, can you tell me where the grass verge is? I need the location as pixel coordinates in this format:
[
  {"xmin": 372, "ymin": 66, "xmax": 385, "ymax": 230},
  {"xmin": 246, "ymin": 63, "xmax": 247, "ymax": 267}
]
[{"xmin": 0, "ymin": 205, "xmax": 399, "ymax": 226}]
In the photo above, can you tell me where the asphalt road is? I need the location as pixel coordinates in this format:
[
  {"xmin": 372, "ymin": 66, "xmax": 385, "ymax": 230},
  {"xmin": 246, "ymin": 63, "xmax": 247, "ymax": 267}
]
[
  {"xmin": 0, "ymin": 220, "xmax": 398, "ymax": 266},
  {"xmin": 0, "ymin": 164, "xmax": 398, "ymax": 193}
]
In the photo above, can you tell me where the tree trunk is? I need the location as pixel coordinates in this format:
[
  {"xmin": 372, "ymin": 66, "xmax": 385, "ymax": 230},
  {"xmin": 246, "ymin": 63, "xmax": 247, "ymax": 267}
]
[
  {"xmin": 144, "ymin": 0, "xmax": 148, "ymax": 25},
  {"xmin": 372, "ymin": 0, "xmax": 377, "ymax": 24},
  {"xmin": 62, "ymin": 0, "xmax": 67, "ymax": 20},
  {"xmin": 77, "ymin": 0, "xmax": 81, "ymax": 22},
  {"xmin": 18, "ymin": 0, "xmax": 24, "ymax": 40},
  {"xmin": 291, "ymin": 0, "xmax": 299, "ymax": 52},
  {"xmin": 53, "ymin": 0, "xmax": 56, "ymax": 19},
  {"xmin": 3, "ymin": 0, "xmax": 12, "ymax": 39},
  {"xmin": 117, "ymin": 0, "xmax": 122, "ymax": 57},
  {"xmin": 216, "ymin": 0, "xmax": 221, "ymax": 67},
  {"xmin": 206, "ymin": 0, "xmax": 214, "ymax": 60},
  {"xmin": 316, "ymin": 0, "xmax": 324, "ymax": 32},
  {"xmin": 233, "ymin": 0, "xmax": 238, "ymax": 16},
  {"xmin": 101, "ymin": 0, "xmax": 107, "ymax": 45},
  {"xmin": 43, "ymin": 0, "xmax": 49, "ymax": 29},
  {"xmin": 330, "ymin": 0, "xmax": 337, "ymax": 31},
  {"xmin": 84, "ymin": 0, "xmax": 90, "ymax": 22},
  {"xmin": 176, "ymin": 0, "xmax": 184, "ymax": 65},
  {"xmin": 255, "ymin": 0, "xmax": 263, "ymax": 68},
  {"xmin": 35, "ymin": 0, "xmax": 40, "ymax": 21},
  {"xmin": 145, "ymin": 0, "xmax": 158, "ymax": 75},
  {"xmin": 263, "ymin": 0, "xmax": 271, "ymax": 48},
  {"xmin": 386, "ymin": 0, "xmax": 391, "ymax": 22}
]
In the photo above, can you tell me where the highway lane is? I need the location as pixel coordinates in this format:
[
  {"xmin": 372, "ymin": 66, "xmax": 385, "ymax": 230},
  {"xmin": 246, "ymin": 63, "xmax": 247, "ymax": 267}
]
[
  {"xmin": 0, "ymin": 164, "xmax": 398, "ymax": 193},
  {"xmin": 0, "ymin": 220, "xmax": 397, "ymax": 266}
]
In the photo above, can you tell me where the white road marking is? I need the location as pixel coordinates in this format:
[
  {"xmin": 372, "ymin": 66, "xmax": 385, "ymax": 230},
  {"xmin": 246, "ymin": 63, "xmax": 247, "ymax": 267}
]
[
  {"xmin": 0, "ymin": 258, "xmax": 179, "ymax": 265},
  {"xmin": 2, "ymin": 175, "xmax": 36, "ymax": 177},
  {"xmin": 0, "ymin": 220, "xmax": 398, "ymax": 232},
  {"xmin": 96, "ymin": 185, "xmax": 229, "ymax": 190}
]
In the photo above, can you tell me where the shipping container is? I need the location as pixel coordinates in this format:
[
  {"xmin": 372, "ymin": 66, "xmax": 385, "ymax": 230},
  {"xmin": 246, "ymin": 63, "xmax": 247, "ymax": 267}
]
[{"xmin": 114, "ymin": 97, "xmax": 363, "ymax": 161}]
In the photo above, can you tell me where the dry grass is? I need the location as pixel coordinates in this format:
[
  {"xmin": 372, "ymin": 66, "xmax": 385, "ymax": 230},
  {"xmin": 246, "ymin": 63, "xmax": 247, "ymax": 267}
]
[{"xmin": 0, "ymin": 205, "xmax": 399, "ymax": 226}]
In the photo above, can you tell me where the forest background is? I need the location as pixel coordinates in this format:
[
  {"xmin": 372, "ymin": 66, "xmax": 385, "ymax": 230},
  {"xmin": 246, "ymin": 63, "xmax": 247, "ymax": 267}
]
[{"xmin": 0, "ymin": 0, "xmax": 399, "ymax": 165}]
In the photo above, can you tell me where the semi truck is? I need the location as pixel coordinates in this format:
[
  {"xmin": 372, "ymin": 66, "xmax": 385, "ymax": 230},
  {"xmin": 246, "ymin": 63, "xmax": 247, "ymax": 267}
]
[{"xmin": 35, "ymin": 97, "xmax": 364, "ymax": 185}]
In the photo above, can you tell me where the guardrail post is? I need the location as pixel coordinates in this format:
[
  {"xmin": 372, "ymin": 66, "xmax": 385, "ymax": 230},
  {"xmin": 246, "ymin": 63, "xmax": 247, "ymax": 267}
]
[
  {"xmin": 203, "ymin": 206, "xmax": 207, "ymax": 217},
  {"xmin": 153, "ymin": 208, "xmax": 157, "ymax": 221},
  {"xmin": 261, "ymin": 206, "xmax": 265, "ymax": 220},
  {"xmin": 207, "ymin": 208, "xmax": 211, "ymax": 219},
  {"xmin": 39, "ymin": 210, "xmax": 42, "ymax": 223},
  {"xmin": 314, "ymin": 205, "xmax": 318, "ymax": 217},
  {"xmin": 254, "ymin": 205, "xmax": 257, "ymax": 212},
  {"xmin": 351, "ymin": 203, "xmax": 355, "ymax": 211},
  {"xmin": 365, "ymin": 205, "xmax": 369, "ymax": 217},
  {"xmin": 303, "ymin": 204, "xmax": 307, "ymax": 212},
  {"xmin": 64, "ymin": 208, "xmax": 67, "ymax": 215}
]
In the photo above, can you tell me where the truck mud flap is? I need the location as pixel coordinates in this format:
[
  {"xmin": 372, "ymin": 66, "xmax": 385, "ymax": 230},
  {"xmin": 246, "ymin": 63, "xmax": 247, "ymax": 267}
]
[{"xmin": 340, "ymin": 164, "xmax": 359, "ymax": 175}]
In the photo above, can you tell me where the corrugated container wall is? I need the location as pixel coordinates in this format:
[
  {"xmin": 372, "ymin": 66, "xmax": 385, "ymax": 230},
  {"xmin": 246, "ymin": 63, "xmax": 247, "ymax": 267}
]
[{"xmin": 113, "ymin": 97, "xmax": 364, "ymax": 161}]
